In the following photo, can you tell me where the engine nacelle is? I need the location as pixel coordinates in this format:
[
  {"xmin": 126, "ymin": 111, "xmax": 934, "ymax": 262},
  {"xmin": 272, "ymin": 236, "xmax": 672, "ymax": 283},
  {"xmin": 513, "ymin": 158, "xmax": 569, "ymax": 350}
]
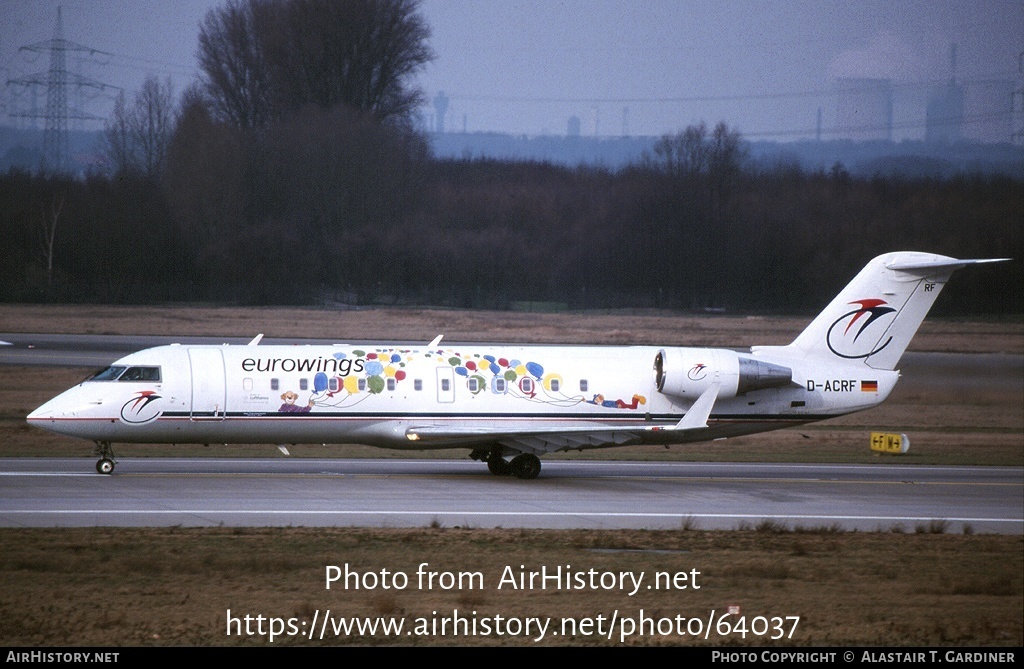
[{"xmin": 653, "ymin": 348, "xmax": 792, "ymax": 399}]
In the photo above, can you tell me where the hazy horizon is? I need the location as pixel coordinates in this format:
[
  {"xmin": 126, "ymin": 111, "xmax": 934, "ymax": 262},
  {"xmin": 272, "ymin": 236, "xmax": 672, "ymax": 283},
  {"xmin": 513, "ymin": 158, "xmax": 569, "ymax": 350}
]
[{"xmin": 2, "ymin": 0, "xmax": 1021, "ymax": 142}]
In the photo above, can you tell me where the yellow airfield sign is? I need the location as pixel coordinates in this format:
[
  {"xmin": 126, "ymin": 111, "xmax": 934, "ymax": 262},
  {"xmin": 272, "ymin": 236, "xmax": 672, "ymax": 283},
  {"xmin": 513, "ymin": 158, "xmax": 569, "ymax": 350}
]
[{"xmin": 870, "ymin": 432, "xmax": 909, "ymax": 454}]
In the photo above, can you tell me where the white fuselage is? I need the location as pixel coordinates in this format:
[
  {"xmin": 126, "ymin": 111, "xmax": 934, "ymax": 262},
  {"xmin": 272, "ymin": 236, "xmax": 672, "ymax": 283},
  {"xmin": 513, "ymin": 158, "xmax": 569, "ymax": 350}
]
[{"xmin": 27, "ymin": 341, "xmax": 898, "ymax": 451}]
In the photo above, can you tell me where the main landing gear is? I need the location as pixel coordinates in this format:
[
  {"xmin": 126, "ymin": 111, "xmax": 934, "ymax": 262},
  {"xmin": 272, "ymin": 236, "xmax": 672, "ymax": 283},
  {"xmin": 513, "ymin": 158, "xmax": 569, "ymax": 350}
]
[
  {"xmin": 93, "ymin": 441, "xmax": 116, "ymax": 475},
  {"xmin": 481, "ymin": 448, "xmax": 541, "ymax": 480}
]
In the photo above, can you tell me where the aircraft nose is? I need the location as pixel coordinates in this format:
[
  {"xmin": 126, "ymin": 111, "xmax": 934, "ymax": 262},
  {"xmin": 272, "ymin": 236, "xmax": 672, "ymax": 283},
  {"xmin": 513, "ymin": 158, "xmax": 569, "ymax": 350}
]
[
  {"xmin": 27, "ymin": 403, "xmax": 56, "ymax": 422},
  {"xmin": 27, "ymin": 394, "xmax": 70, "ymax": 423}
]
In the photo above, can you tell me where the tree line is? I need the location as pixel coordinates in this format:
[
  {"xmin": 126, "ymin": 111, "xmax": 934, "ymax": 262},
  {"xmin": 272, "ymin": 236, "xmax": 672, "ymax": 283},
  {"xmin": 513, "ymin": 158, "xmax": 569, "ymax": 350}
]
[
  {"xmin": 1, "ymin": 0, "xmax": 1020, "ymax": 315},
  {"xmin": 2, "ymin": 142, "xmax": 1019, "ymax": 315}
]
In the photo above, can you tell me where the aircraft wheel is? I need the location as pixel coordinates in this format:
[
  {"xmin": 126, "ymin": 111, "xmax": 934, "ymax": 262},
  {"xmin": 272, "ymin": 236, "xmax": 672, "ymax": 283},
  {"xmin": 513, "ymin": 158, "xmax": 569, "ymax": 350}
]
[
  {"xmin": 510, "ymin": 453, "xmax": 541, "ymax": 480},
  {"xmin": 487, "ymin": 453, "xmax": 511, "ymax": 476},
  {"xmin": 96, "ymin": 458, "xmax": 115, "ymax": 475}
]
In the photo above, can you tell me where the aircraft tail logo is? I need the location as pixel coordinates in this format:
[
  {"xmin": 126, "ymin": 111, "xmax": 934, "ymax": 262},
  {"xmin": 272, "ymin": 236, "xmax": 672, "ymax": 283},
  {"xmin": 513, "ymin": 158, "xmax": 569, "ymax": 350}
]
[
  {"xmin": 826, "ymin": 299, "xmax": 897, "ymax": 359},
  {"xmin": 751, "ymin": 253, "xmax": 1006, "ymax": 370}
]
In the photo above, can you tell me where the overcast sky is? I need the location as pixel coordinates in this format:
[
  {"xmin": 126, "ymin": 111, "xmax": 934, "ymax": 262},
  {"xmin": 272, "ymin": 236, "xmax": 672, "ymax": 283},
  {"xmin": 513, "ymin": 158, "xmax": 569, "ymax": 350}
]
[{"xmin": 2, "ymin": 0, "xmax": 1021, "ymax": 141}]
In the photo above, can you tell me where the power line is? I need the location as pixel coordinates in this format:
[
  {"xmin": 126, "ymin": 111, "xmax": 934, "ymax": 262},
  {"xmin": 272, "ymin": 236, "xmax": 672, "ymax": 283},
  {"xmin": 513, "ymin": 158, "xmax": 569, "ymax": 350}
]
[{"xmin": 442, "ymin": 73, "xmax": 1020, "ymax": 106}]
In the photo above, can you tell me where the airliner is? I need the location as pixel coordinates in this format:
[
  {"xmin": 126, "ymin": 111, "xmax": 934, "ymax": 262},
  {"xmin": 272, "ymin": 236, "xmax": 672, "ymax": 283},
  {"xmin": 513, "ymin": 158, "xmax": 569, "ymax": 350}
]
[{"xmin": 27, "ymin": 252, "xmax": 1006, "ymax": 478}]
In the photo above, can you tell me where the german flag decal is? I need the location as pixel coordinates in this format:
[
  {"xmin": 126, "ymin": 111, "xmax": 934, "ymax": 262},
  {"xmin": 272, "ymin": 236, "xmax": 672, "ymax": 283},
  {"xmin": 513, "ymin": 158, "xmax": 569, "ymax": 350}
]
[{"xmin": 861, "ymin": 380, "xmax": 878, "ymax": 392}]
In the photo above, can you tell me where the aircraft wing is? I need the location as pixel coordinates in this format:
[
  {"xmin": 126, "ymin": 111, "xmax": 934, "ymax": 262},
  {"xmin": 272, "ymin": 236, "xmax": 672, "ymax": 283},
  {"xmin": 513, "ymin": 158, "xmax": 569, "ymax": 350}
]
[{"xmin": 406, "ymin": 384, "xmax": 718, "ymax": 455}]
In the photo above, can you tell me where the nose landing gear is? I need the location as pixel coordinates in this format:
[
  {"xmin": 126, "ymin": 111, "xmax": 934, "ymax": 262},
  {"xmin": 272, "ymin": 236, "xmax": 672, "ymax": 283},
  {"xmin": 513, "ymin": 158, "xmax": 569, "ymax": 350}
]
[{"xmin": 93, "ymin": 441, "xmax": 117, "ymax": 475}]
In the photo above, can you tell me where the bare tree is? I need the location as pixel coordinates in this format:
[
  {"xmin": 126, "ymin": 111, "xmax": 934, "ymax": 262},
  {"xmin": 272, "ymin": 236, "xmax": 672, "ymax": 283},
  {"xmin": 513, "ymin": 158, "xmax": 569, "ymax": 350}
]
[
  {"xmin": 708, "ymin": 121, "xmax": 746, "ymax": 181},
  {"xmin": 40, "ymin": 192, "xmax": 64, "ymax": 288},
  {"xmin": 102, "ymin": 92, "xmax": 134, "ymax": 175},
  {"xmin": 197, "ymin": 0, "xmax": 432, "ymax": 128},
  {"xmin": 651, "ymin": 122, "xmax": 710, "ymax": 178},
  {"xmin": 649, "ymin": 121, "xmax": 748, "ymax": 180},
  {"xmin": 132, "ymin": 77, "xmax": 176, "ymax": 178},
  {"xmin": 197, "ymin": 0, "xmax": 273, "ymax": 129},
  {"xmin": 102, "ymin": 76, "xmax": 176, "ymax": 178}
]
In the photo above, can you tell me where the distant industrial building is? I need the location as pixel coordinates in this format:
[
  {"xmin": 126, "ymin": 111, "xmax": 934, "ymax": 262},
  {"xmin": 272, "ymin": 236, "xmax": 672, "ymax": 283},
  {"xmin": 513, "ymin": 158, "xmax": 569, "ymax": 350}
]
[
  {"xmin": 925, "ymin": 79, "xmax": 965, "ymax": 144},
  {"xmin": 566, "ymin": 115, "xmax": 581, "ymax": 137},
  {"xmin": 962, "ymin": 79, "xmax": 1013, "ymax": 144},
  {"xmin": 925, "ymin": 44, "xmax": 969, "ymax": 145}
]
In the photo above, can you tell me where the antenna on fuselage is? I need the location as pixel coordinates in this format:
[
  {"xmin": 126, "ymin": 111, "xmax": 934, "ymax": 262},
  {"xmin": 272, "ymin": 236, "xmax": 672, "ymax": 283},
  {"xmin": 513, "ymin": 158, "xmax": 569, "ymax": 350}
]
[
  {"xmin": 428, "ymin": 334, "xmax": 443, "ymax": 348},
  {"xmin": 248, "ymin": 334, "xmax": 264, "ymax": 346}
]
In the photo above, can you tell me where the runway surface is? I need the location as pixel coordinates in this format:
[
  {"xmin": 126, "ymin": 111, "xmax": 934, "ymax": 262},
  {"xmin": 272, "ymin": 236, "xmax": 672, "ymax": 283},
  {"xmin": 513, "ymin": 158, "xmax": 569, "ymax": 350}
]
[{"xmin": 2, "ymin": 457, "xmax": 1021, "ymax": 533}]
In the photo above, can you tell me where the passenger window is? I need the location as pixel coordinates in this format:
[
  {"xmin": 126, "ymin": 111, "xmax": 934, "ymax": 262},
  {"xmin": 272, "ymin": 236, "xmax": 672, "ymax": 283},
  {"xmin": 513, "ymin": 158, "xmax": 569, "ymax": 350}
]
[
  {"xmin": 271, "ymin": 378, "xmax": 279, "ymax": 391},
  {"xmin": 387, "ymin": 378, "xmax": 396, "ymax": 391},
  {"xmin": 358, "ymin": 379, "xmax": 366, "ymax": 391},
  {"xmin": 329, "ymin": 377, "xmax": 340, "ymax": 392},
  {"xmin": 414, "ymin": 379, "xmax": 423, "ymax": 391},
  {"xmin": 300, "ymin": 378, "xmax": 308, "ymax": 390},
  {"xmin": 467, "ymin": 378, "xmax": 478, "ymax": 392},
  {"xmin": 521, "ymin": 378, "xmax": 534, "ymax": 394},
  {"xmin": 550, "ymin": 379, "xmax": 560, "ymax": 392},
  {"xmin": 580, "ymin": 379, "xmax": 588, "ymax": 392},
  {"xmin": 441, "ymin": 379, "xmax": 450, "ymax": 391},
  {"xmin": 493, "ymin": 378, "xmax": 506, "ymax": 393}
]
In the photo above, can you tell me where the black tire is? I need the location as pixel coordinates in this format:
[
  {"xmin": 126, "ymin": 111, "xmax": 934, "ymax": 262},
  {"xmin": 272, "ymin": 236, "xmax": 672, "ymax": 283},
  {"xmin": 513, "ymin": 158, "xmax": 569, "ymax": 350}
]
[
  {"xmin": 487, "ymin": 453, "xmax": 511, "ymax": 476},
  {"xmin": 510, "ymin": 453, "xmax": 541, "ymax": 480},
  {"xmin": 96, "ymin": 458, "xmax": 115, "ymax": 475}
]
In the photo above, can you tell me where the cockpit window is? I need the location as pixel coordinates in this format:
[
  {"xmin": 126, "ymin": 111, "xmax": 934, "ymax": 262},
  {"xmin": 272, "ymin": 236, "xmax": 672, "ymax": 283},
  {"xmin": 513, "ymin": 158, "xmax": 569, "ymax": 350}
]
[
  {"xmin": 119, "ymin": 366, "xmax": 162, "ymax": 382},
  {"xmin": 89, "ymin": 366, "xmax": 161, "ymax": 382},
  {"xmin": 91, "ymin": 366, "xmax": 126, "ymax": 381}
]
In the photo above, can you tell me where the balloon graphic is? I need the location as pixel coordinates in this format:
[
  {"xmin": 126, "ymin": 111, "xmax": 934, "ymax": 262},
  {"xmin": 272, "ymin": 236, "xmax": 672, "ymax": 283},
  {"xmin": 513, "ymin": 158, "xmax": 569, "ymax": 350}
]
[
  {"xmin": 526, "ymin": 362, "xmax": 544, "ymax": 379},
  {"xmin": 314, "ymin": 372, "xmax": 328, "ymax": 393}
]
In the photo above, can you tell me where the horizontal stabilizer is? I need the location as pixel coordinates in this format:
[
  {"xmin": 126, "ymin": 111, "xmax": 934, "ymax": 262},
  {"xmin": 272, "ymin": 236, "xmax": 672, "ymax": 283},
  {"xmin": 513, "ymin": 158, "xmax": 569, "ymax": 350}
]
[{"xmin": 885, "ymin": 257, "xmax": 1010, "ymax": 273}]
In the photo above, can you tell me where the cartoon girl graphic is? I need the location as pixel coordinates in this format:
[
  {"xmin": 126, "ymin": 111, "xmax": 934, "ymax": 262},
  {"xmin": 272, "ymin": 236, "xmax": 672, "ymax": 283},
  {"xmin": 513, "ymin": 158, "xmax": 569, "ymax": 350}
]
[{"xmin": 588, "ymin": 393, "xmax": 646, "ymax": 409}]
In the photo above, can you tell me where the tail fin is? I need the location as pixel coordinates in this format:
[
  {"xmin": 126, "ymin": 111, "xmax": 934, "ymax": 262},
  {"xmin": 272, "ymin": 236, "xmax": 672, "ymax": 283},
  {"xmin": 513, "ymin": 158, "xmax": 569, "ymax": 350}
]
[{"xmin": 771, "ymin": 252, "xmax": 1008, "ymax": 370}]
